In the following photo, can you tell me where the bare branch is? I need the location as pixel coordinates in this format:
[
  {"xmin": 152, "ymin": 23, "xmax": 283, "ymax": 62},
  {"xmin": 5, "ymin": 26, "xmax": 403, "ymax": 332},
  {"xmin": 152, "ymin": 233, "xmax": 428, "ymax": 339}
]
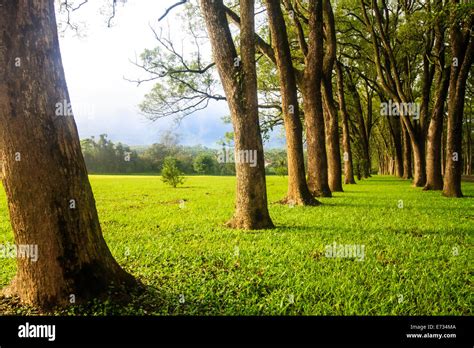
[
  {"xmin": 159, "ymin": 0, "xmax": 187, "ymax": 22},
  {"xmin": 71, "ymin": 0, "xmax": 88, "ymax": 11},
  {"xmin": 107, "ymin": 0, "xmax": 117, "ymax": 28}
]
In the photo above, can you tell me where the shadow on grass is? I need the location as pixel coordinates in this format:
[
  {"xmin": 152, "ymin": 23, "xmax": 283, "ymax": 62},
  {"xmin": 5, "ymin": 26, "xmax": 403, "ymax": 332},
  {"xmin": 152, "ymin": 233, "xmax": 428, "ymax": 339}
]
[{"xmin": 0, "ymin": 283, "xmax": 170, "ymax": 316}]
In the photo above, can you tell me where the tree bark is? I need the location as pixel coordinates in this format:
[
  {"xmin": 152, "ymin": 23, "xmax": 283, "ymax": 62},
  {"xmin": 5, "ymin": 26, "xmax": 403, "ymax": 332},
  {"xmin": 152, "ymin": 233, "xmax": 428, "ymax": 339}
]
[
  {"xmin": 425, "ymin": 69, "xmax": 450, "ymax": 190},
  {"xmin": 402, "ymin": 121, "xmax": 413, "ymax": 180},
  {"xmin": 0, "ymin": 0, "xmax": 136, "ymax": 309},
  {"xmin": 466, "ymin": 95, "xmax": 472, "ymax": 175},
  {"xmin": 443, "ymin": 0, "xmax": 473, "ymax": 197},
  {"xmin": 424, "ymin": 0, "xmax": 448, "ymax": 190},
  {"xmin": 264, "ymin": 0, "xmax": 319, "ymax": 206},
  {"xmin": 335, "ymin": 61, "xmax": 355, "ymax": 184},
  {"xmin": 200, "ymin": 0, "xmax": 274, "ymax": 227},
  {"xmin": 410, "ymin": 132, "xmax": 425, "ymax": 186},
  {"xmin": 303, "ymin": 0, "xmax": 332, "ymax": 197},
  {"xmin": 321, "ymin": 0, "xmax": 343, "ymax": 192}
]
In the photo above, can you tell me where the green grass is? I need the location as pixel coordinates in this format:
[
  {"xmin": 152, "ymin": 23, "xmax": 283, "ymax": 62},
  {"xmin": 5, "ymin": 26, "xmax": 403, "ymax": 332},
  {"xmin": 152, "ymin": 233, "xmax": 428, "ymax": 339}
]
[{"xmin": 0, "ymin": 175, "xmax": 472, "ymax": 315}]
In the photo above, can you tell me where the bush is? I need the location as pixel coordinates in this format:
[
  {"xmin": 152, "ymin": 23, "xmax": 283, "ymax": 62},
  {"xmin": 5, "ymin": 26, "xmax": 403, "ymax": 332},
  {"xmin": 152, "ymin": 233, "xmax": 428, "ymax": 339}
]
[
  {"xmin": 193, "ymin": 154, "xmax": 217, "ymax": 174},
  {"xmin": 161, "ymin": 157, "xmax": 185, "ymax": 188},
  {"xmin": 274, "ymin": 166, "xmax": 288, "ymax": 177}
]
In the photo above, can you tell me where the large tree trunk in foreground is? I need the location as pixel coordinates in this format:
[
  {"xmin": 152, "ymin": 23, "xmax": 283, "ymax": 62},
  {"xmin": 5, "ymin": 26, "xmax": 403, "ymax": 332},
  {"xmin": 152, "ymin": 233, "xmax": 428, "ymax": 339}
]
[
  {"xmin": 201, "ymin": 0, "xmax": 274, "ymax": 228},
  {"xmin": 303, "ymin": 0, "xmax": 331, "ymax": 198},
  {"xmin": 264, "ymin": 0, "xmax": 318, "ymax": 206},
  {"xmin": 443, "ymin": 2, "xmax": 473, "ymax": 197},
  {"xmin": 0, "ymin": 0, "xmax": 136, "ymax": 309},
  {"xmin": 335, "ymin": 61, "xmax": 355, "ymax": 184}
]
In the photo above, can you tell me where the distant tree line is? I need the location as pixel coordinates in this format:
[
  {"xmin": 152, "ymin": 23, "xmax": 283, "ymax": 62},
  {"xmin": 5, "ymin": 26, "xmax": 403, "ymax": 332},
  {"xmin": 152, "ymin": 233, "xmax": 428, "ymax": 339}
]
[{"xmin": 80, "ymin": 134, "xmax": 289, "ymax": 176}]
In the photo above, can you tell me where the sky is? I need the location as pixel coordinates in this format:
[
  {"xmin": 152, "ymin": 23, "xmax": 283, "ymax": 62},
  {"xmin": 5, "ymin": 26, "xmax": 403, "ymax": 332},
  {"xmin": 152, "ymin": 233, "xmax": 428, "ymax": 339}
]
[{"xmin": 56, "ymin": 0, "xmax": 284, "ymax": 148}]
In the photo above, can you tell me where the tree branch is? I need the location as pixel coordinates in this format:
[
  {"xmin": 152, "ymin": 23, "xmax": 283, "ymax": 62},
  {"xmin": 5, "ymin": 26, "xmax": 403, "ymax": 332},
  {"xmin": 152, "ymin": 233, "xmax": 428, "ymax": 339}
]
[{"xmin": 159, "ymin": 0, "xmax": 187, "ymax": 22}]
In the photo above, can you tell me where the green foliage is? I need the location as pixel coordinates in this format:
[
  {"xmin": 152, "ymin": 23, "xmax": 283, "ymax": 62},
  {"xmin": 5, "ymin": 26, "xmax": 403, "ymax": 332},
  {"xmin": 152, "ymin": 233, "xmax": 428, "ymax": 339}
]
[
  {"xmin": 161, "ymin": 157, "xmax": 185, "ymax": 188},
  {"xmin": 193, "ymin": 154, "xmax": 217, "ymax": 174},
  {"xmin": 264, "ymin": 149, "xmax": 289, "ymax": 175},
  {"xmin": 274, "ymin": 165, "xmax": 288, "ymax": 177},
  {"xmin": 80, "ymin": 134, "xmax": 143, "ymax": 174},
  {"xmin": 81, "ymin": 135, "xmax": 230, "ymax": 175}
]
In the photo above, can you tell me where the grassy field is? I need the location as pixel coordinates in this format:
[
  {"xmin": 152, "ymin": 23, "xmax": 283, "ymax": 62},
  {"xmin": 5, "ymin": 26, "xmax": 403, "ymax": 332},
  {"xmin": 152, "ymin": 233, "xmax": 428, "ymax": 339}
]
[{"xmin": 0, "ymin": 175, "xmax": 472, "ymax": 315}]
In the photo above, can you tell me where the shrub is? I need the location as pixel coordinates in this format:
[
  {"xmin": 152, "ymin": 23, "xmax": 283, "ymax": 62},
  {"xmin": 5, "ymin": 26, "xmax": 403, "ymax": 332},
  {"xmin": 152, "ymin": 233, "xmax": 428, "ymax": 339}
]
[{"xmin": 161, "ymin": 157, "xmax": 185, "ymax": 188}]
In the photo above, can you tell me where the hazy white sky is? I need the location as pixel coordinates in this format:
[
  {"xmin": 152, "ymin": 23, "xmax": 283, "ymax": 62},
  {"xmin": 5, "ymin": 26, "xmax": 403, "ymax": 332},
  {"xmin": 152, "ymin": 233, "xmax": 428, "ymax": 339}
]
[{"xmin": 56, "ymin": 0, "xmax": 233, "ymax": 147}]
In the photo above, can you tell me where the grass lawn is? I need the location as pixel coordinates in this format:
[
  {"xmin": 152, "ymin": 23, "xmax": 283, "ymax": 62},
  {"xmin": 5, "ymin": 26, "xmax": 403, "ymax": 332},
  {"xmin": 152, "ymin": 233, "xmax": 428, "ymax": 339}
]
[{"xmin": 0, "ymin": 175, "xmax": 472, "ymax": 315}]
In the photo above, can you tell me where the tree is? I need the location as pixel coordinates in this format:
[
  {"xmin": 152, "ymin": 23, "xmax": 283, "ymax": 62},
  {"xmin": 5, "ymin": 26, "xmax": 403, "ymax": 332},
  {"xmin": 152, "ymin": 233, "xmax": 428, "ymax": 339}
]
[
  {"xmin": 264, "ymin": 0, "xmax": 319, "ymax": 206},
  {"xmin": 464, "ymin": 74, "xmax": 474, "ymax": 176},
  {"xmin": 199, "ymin": 0, "xmax": 274, "ymax": 229},
  {"xmin": 225, "ymin": 1, "xmax": 332, "ymax": 197},
  {"xmin": 360, "ymin": 0, "xmax": 427, "ymax": 186},
  {"xmin": 161, "ymin": 157, "xmax": 186, "ymax": 187},
  {"xmin": 425, "ymin": 0, "xmax": 451, "ymax": 190},
  {"xmin": 300, "ymin": 0, "xmax": 332, "ymax": 197},
  {"xmin": 321, "ymin": 0, "xmax": 343, "ymax": 192},
  {"xmin": 136, "ymin": 1, "xmax": 316, "ymax": 206},
  {"xmin": 443, "ymin": 0, "xmax": 474, "ymax": 197},
  {"xmin": 80, "ymin": 135, "xmax": 137, "ymax": 173},
  {"xmin": 335, "ymin": 60, "xmax": 356, "ymax": 184},
  {"xmin": 193, "ymin": 154, "xmax": 216, "ymax": 174},
  {"xmin": 345, "ymin": 68, "xmax": 373, "ymax": 179},
  {"xmin": 0, "ymin": 0, "xmax": 136, "ymax": 309},
  {"xmin": 334, "ymin": 1, "xmax": 379, "ymax": 180}
]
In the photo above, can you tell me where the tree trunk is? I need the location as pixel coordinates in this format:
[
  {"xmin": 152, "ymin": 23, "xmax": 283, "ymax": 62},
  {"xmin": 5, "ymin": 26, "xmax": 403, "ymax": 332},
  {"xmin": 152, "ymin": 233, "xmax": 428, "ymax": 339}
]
[
  {"xmin": 264, "ymin": 0, "xmax": 319, "ymax": 206},
  {"xmin": 0, "ymin": 0, "xmax": 136, "ymax": 309},
  {"xmin": 409, "ymin": 39, "xmax": 433, "ymax": 187},
  {"xmin": 387, "ymin": 115, "xmax": 403, "ymax": 177},
  {"xmin": 322, "ymin": 85, "xmax": 343, "ymax": 191},
  {"xmin": 303, "ymin": 0, "xmax": 332, "ymax": 198},
  {"xmin": 411, "ymin": 136, "xmax": 426, "ymax": 186},
  {"xmin": 466, "ymin": 97, "xmax": 472, "ymax": 175},
  {"xmin": 398, "ymin": 114, "xmax": 426, "ymax": 186},
  {"xmin": 364, "ymin": 90, "xmax": 373, "ymax": 177},
  {"xmin": 321, "ymin": 0, "xmax": 343, "ymax": 192},
  {"xmin": 346, "ymin": 71, "xmax": 371, "ymax": 178},
  {"xmin": 443, "ymin": 1, "xmax": 473, "ymax": 197},
  {"xmin": 361, "ymin": 0, "xmax": 429, "ymax": 186},
  {"xmin": 424, "ymin": 3, "xmax": 448, "ymax": 190},
  {"xmin": 200, "ymin": 0, "xmax": 274, "ymax": 227},
  {"xmin": 402, "ymin": 122, "xmax": 413, "ymax": 179},
  {"xmin": 335, "ymin": 61, "xmax": 355, "ymax": 184},
  {"xmin": 425, "ymin": 69, "xmax": 450, "ymax": 190},
  {"xmin": 224, "ymin": 0, "xmax": 331, "ymax": 198},
  {"xmin": 415, "ymin": 33, "xmax": 435, "ymax": 187}
]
